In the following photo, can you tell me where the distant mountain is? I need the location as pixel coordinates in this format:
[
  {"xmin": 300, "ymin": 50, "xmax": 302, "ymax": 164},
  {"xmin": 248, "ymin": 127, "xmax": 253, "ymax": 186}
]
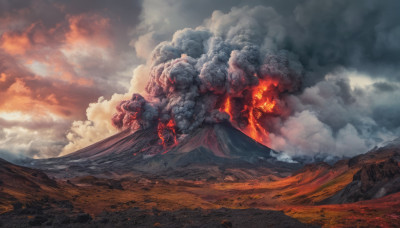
[{"xmin": 28, "ymin": 122, "xmax": 300, "ymax": 180}]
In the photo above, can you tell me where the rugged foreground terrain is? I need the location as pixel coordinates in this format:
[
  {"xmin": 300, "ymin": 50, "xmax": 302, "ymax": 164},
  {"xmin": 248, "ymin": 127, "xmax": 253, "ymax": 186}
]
[
  {"xmin": 1, "ymin": 133, "xmax": 400, "ymax": 227},
  {"xmin": 1, "ymin": 205, "xmax": 315, "ymax": 228}
]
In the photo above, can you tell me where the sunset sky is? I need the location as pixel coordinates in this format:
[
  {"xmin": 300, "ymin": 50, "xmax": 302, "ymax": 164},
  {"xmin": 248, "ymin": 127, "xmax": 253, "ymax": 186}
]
[{"xmin": 1, "ymin": 0, "xmax": 399, "ymax": 161}]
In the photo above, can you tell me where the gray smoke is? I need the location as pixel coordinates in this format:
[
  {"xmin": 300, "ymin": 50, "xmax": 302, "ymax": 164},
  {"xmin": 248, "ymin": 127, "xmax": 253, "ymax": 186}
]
[
  {"xmin": 113, "ymin": 1, "xmax": 400, "ymax": 160},
  {"xmin": 112, "ymin": 9, "xmax": 304, "ymax": 136}
]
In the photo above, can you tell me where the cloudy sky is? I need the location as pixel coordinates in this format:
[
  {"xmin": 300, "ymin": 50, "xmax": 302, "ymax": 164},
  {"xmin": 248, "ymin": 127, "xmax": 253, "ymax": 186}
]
[{"xmin": 0, "ymin": 0, "xmax": 399, "ymax": 161}]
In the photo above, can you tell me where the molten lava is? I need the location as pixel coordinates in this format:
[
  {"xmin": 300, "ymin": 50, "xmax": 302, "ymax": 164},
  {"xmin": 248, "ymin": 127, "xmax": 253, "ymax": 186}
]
[
  {"xmin": 243, "ymin": 79, "xmax": 278, "ymax": 144},
  {"xmin": 220, "ymin": 78, "xmax": 279, "ymax": 145},
  {"xmin": 220, "ymin": 97, "xmax": 232, "ymax": 120},
  {"xmin": 253, "ymin": 80, "xmax": 277, "ymax": 113},
  {"xmin": 157, "ymin": 119, "xmax": 178, "ymax": 148}
]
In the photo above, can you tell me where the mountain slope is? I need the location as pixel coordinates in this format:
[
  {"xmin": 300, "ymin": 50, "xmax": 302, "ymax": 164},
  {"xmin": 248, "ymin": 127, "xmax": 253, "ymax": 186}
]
[
  {"xmin": 0, "ymin": 158, "xmax": 60, "ymax": 213},
  {"xmin": 271, "ymin": 141, "xmax": 400, "ymax": 205},
  {"xmin": 28, "ymin": 122, "xmax": 299, "ymax": 179},
  {"xmin": 322, "ymin": 158, "xmax": 400, "ymax": 204}
]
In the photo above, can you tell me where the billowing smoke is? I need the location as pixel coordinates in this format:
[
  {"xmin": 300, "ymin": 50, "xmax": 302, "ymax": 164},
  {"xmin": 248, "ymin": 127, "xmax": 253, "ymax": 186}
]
[
  {"xmin": 112, "ymin": 10, "xmax": 304, "ymax": 149},
  {"xmin": 109, "ymin": 1, "xmax": 400, "ymax": 161}
]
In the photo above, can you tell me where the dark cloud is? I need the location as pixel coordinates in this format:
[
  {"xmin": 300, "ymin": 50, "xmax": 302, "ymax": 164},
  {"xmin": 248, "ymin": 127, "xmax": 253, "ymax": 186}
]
[
  {"xmin": 373, "ymin": 82, "xmax": 399, "ymax": 92},
  {"xmin": 136, "ymin": 0, "xmax": 400, "ymax": 83},
  {"xmin": 287, "ymin": 0, "xmax": 400, "ymax": 84},
  {"xmin": 1, "ymin": 0, "xmax": 399, "ymax": 160}
]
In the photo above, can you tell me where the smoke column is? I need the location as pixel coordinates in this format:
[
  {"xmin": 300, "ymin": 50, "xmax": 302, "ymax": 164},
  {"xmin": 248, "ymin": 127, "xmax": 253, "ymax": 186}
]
[{"xmin": 111, "ymin": 3, "xmax": 400, "ymax": 161}]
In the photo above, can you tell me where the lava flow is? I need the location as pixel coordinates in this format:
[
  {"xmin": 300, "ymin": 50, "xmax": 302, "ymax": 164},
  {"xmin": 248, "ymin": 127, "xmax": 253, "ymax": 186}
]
[
  {"xmin": 243, "ymin": 79, "xmax": 279, "ymax": 144},
  {"xmin": 219, "ymin": 97, "xmax": 232, "ymax": 120},
  {"xmin": 220, "ymin": 78, "xmax": 279, "ymax": 145}
]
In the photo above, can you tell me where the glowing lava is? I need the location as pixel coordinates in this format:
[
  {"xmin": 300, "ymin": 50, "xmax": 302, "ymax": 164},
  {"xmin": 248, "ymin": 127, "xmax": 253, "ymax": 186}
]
[
  {"xmin": 243, "ymin": 79, "xmax": 278, "ymax": 144},
  {"xmin": 220, "ymin": 97, "xmax": 232, "ymax": 120},
  {"xmin": 220, "ymin": 78, "xmax": 279, "ymax": 145},
  {"xmin": 157, "ymin": 119, "xmax": 178, "ymax": 148}
]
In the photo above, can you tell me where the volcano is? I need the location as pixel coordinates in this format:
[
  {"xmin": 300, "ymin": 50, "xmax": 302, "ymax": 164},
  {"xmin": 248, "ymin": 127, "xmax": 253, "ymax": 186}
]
[{"xmin": 28, "ymin": 122, "xmax": 299, "ymax": 180}]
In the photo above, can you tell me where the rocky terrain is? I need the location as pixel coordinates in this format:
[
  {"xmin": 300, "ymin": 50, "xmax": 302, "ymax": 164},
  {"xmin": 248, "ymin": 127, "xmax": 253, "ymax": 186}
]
[
  {"xmin": 322, "ymin": 158, "xmax": 400, "ymax": 204},
  {"xmin": 0, "ymin": 206, "xmax": 315, "ymax": 228},
  {"xmin": 1, "ymin": 132, "xmax": 400, "ymax": 227}
]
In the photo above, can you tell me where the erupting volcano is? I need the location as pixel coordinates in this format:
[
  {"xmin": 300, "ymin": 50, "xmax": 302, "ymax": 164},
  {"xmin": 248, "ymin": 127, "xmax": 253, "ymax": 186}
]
[
  {"xmin": 3, "ymin": 2, "xmax": 400, "ymax": 227},
  {"xmin": 111, "ymin": 28, "xmax": 301, "ymax": 153},
  {"xmin": 114, "ymin": 76, "xmax": 284, "ymax": 151},
  {"xmin": 39, "ymin": 24, "xmax": 306, "ymax": 179},
  {"xmin": 29, "ymin": 26, "xmax": 305, "ymax": 178}
]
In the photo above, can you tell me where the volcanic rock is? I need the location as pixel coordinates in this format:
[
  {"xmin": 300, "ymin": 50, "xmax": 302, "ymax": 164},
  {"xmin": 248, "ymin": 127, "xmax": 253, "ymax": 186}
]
[
  {"xmin": 28, "ymin": 122, "xmax": 300, "ymax": 180},
  {"xmin": 323, "ymin": 158, "xmax": 400, "ymax": 204}
]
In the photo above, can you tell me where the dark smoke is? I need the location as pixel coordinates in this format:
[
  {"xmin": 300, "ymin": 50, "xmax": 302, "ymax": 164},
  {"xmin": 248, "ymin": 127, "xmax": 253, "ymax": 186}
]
[
  {"xmin": 113, "ymin": 1, "xmax": 400, "ymax": 160},
  {"xmin": 112, "ymin": 21, "xmax": 303, "ymax": 136}
]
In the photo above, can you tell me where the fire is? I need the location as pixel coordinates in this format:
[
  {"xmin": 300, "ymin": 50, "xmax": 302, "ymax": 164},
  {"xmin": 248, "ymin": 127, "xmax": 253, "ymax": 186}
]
[
  {"xmin": 220, "ymin": 97, "xmax": 232, "ymax": 120},
  {"xmin": 219, "ymin": 78, "xmax": 279, "ymax": 145},
  {"xmin": 157, "ymin": 119, "xmax": 178, "ymax": 148},
  {"xmin": 243, "ymin": 106, "xmax": 268, "ymax": 144},
  {"xmin": 252, "ymin": 79, "xmax": 278, "ymax": 116},
  {"xmin": 243, "ymin": 79, "xmax": 278, "ymax": 144}
]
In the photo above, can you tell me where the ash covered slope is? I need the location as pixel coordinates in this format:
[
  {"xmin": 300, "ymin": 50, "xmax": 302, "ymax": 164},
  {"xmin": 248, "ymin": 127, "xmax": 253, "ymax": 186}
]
[{"xmin": 29, "ymin": 123, "xmax": 299, "ymax": 179}]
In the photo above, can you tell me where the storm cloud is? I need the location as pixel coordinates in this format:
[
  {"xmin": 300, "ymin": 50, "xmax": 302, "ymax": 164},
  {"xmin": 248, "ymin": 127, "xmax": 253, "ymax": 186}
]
[{"xmin": 0, "ymin": 0, "xmax": 399, "ymax": 161}]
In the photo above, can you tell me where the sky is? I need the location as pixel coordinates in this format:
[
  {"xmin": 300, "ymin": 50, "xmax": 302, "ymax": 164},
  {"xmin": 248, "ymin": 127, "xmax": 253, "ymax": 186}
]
[{"xmin": 0, "ymin": 0, "xmax": 399, "ymax": 162}]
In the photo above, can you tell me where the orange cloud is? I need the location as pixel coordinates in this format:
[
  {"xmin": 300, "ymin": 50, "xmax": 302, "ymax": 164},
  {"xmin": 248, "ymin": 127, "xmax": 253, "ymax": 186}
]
[
  {"xmin": 0, "ymin": 71, "xmax": 103, "ymax": 120},
  {"xmin": 0, "ymin": 1, "xmax": 142, "ymax": 158},
  {"xmin": 8, "ymin": 78, "xmax": 31, "ymax": 94},
  {"xmin": 66, "ymin": 14, "xmax": 111, "ymax": 47},
  {"xmin": 0, "ymin": 73, "xmax": 6, "ymax": 82},
  {"xmin": 0, "ymin": 32, "xmax": 31, "ymax": 55}
]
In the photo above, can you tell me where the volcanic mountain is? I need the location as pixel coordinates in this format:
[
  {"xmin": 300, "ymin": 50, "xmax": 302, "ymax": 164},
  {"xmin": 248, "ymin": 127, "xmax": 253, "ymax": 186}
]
[{"xmin": 28, "ymin": 122, "xmax": 299, "ymax": 180}]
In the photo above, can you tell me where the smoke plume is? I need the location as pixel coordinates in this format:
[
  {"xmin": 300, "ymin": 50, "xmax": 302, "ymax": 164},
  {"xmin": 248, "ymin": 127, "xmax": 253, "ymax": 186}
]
[
  {"xmin": 112, "ymin": 6, "xmax": 303, "ymax": 148},
  {"xmin": 111, "ymin": 3, "xmax": 400, "ymax": 160}
]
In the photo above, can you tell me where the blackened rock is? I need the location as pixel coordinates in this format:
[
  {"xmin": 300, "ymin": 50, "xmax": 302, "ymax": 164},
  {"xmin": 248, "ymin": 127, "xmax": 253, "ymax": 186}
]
[
  {"xmin": 54, "ymin": 215, "xmax": 71, "ymax": 225},
  {"xmin": 28, "ymin": 215, "xmax": 47, "ymax": 226},
  {"xmin": 74, "ymin": 213, "xmax": 92, "ymax": 223}
]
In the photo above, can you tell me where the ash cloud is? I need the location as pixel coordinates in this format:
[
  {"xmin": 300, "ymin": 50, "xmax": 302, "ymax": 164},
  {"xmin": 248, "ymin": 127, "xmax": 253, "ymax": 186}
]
[
  {"xmin": 112, "ymin": 1, "xmax": 400, "ymax": 160},
  {"xmin": 113, "ymin": 7, "xmax": 304, "ymax": 137}
]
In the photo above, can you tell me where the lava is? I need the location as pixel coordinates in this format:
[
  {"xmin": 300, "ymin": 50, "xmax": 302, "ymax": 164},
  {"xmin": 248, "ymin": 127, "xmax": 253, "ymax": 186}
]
[
  {"xmin": 222, "ymin": 78, "xmax": 279, "ymax": 145},
  {"xmin": 243, "ymin": 105, "xmax": 269, "ymax": 144},
  {"xmin": 157, "ymin": 119, "xmax": 178, "ymax": 148},
  {"xmin": 220, "ymin": 97, "xmax": 232, "ymax": 120},
  {"xmin": 242, "ymin": 79, "xmax": 278, "ymax": 144}
]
